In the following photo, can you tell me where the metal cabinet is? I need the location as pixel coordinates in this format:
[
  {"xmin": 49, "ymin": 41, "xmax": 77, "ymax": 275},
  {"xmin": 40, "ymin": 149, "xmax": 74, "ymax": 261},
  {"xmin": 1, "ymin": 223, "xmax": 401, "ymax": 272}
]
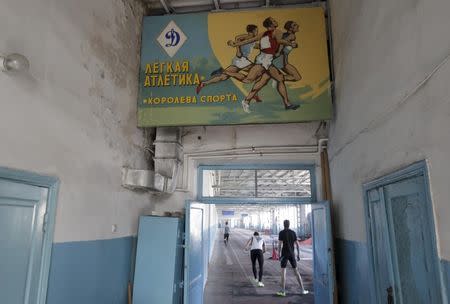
[{"xmin": 133, "ymin": 216, "xmax": 184, "ymax": 304}]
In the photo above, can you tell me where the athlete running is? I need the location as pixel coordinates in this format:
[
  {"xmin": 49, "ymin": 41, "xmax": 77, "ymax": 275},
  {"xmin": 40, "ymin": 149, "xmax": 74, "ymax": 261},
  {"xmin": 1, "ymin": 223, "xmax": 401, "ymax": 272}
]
[
  {"xmin": 275, "ymin": 20, "xmax": 302, "ymax": 82},
  {"xmin": 196, "ymin": 24, "xmax": 261, "ymax": 103},
  {"xmin": 244, "ymin": 231, "xmax": 266, "ymax": 287},
  {"xmin": 226, "ymin": 17, "xmax": 299, "ymax": 113},
  {"xmin": 276, "ymin": 219, "xmax": 309, "ymax": 297}
]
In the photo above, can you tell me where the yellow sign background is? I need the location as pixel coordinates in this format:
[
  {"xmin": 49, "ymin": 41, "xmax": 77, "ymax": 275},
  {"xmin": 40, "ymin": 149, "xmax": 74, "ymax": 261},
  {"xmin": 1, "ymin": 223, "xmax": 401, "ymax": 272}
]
[{"xmin": 208, "ymin": 7, "xmax": 330, "ymax": 100}]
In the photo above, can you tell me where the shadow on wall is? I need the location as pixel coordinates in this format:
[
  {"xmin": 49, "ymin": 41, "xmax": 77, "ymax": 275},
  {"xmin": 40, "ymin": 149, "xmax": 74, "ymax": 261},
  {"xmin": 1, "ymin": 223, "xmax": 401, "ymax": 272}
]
[
  {"xmin": 334, "ymin": 238, "xmax": 375, "ymax": 304},
  {"xmin": 46, "ymin": 237, "xmax": 134, "ymax": 304}
]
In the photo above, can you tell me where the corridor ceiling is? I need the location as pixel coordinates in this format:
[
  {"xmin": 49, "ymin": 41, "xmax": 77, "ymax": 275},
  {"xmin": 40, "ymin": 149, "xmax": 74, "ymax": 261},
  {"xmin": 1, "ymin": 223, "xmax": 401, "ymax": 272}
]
[
  {"xmin": 215, "ymin": 203, "xmax": 302, "ymax": 214},
  {"xmin": 204, "ymin": 169, "xmax": 312, "ymax": 198},
  {"xmin": 144, "ymin": 0, "xmax": 324, "ymax": 15}
]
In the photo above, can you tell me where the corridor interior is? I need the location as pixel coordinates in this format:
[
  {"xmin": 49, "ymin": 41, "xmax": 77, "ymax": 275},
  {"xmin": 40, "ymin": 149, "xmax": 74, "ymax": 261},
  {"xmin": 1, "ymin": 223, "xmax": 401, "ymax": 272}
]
[
  {"xmin": 2, "ymin": 0, "xmax": 450, "ymax": 303},
  {"xmin": 203, "ymin": 204, "xmax": 314, "ymax": 304}
]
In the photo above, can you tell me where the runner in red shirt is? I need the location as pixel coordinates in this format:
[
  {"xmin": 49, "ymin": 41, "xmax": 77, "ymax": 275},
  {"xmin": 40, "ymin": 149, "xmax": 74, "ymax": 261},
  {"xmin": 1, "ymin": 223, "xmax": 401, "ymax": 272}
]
[{"xmin": 226, "ymin": 17, "xmax": 300, "ymax": 112}]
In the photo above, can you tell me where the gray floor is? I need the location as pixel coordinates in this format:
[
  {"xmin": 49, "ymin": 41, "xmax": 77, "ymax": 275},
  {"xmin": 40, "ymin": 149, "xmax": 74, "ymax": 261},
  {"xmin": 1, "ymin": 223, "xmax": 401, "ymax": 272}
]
[{"xmin": 204, "ymin": 228, "xmax": 314, "ymax": 304}]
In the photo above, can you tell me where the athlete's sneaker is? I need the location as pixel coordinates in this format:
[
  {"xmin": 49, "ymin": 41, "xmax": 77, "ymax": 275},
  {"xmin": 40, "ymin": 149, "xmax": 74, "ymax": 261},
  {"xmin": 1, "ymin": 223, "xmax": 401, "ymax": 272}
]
[
  {"xmin": 196, "ymin": 82, "xmax": 205, "ymax": 94},
  {"xmin": 285, "ymin": 104, "xmax": 300, "ymax": 110},
  {"xmin": 241, "ymin": 100, "xmax": 251, "ymax": 113},
  {"xmin": 300, "ymin": 289, "xmax": 310, "ymax": 295},
  {"xmin": 253, "ymin": 278, "xmax": 258, "ymax": 283},
  {"xmin": 276, "ymin": 290, "xmax": 286, "ymax": 297},
  {"xmin": 258, "ymin": 282, "xmax": 265, "ymax": 287}
]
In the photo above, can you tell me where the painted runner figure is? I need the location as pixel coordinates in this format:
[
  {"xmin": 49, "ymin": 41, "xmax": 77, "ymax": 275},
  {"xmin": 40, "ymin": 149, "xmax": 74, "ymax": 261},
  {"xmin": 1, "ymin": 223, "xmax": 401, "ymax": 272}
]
[
  {"xmin": 244, "ymin": 231, "xmax": 266, "ymax": 287},
  {"xmin": 277, "ymin": 219, "xmax": 309, "ymax": 297},
  {"xmin": 196, "ymin": 24, "xmax": 261, "ymax": 104},
  {"xmin": 270, "ymin": 20, "xmax": 302, "ymax": 88},
  {"xmin": 226, "ymin": 17, "xmax": 300, "ymax": 113}
]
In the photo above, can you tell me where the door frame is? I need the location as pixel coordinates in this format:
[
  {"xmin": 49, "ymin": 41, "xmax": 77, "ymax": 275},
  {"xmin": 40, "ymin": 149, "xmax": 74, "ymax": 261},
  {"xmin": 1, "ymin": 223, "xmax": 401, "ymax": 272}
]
[
  {"xmin": 363, "ymin": 160, "xmax": 445, "ymax": 303},
  {"xmin": 184, "ymin": 201, "xmax": 207, "ymax": 304},
  {"xmin": 311, "ymin": 201, "xmax": 334, "ymax": 304},
  {"xmin": 184, "ymin": 199, "xmax": 320, "ymax": 304},
  {"xmin": 0, "ymin": 167, "xmax": 59, "ymax": 304},
  {"xmin": 184, "ymin": 163, "xmax": 321, "ymax": 304}
]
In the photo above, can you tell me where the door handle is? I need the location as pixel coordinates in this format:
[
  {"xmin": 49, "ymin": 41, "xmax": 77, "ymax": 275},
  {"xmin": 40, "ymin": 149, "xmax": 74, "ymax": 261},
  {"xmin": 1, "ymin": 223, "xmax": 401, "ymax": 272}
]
[{"xmin": 387, "ymin": 286, "xmax": 393, "ymax": 304}]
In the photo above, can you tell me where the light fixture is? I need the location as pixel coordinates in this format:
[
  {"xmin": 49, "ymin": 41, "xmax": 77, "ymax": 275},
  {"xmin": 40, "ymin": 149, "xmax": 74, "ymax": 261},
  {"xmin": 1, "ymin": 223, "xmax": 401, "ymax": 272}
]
[{"xmin": 1, "ymin": 53, "xmax": 30, "ymax": 73}]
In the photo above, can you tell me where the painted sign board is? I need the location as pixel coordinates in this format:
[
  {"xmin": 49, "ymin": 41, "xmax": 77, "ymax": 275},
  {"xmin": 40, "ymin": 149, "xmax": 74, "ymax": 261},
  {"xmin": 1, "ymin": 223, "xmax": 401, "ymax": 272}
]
[{"xmin": 138, "ymin": 7, "xmax": 332, "ymax": 127}]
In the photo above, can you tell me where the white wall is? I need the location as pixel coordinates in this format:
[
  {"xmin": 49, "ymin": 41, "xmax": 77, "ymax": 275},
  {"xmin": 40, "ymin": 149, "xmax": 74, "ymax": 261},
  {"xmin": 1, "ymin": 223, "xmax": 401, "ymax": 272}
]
[
  {"xmin": 151, "ymin": 123, "xmax": 325, "ymax": 213},
  {"xmin": 0, "ymin": 0, "xmax": 152, "ymax": 242},
  {"xmin": 329, "ymin": 0, "xmax": 450, "ymax": 260}
]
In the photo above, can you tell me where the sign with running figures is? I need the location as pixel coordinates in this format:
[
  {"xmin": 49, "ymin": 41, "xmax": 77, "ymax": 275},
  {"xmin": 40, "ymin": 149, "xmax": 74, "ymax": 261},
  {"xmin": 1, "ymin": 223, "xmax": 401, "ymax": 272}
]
[{"xmin": 138, "ymin": 7, "xmax": 332, "ymax": 127}]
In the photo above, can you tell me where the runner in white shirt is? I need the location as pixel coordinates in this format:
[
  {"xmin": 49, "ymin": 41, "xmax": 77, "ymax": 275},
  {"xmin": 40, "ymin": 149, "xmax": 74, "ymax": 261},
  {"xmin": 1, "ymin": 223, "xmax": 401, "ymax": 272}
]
[
  {"xmin": 244, "ymin": 231, "xmax": 266, "ymax": 287},
  {"xmin": 196, "ymin": 24, "xmax": 261, "ymax": 103}
]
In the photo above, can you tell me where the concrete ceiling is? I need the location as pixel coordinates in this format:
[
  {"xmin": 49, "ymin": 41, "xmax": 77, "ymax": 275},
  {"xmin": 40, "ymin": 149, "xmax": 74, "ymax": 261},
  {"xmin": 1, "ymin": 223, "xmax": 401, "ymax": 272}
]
[{"xmin": 143, "ymin": 0, "xmax": 325, "ymax": 15}]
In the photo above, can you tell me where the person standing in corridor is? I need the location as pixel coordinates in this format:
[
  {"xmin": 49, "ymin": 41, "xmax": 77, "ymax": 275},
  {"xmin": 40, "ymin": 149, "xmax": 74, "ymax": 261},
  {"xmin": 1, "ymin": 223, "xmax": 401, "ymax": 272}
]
[
  {"xmin": 244, "ymin": 231, "xmax": 266, "ymax": 287},
  {"xmin": 224, "ymin": 221, "xmax": 230, "ymax": 245},
  {"xmin": 276, "ymin": 219, "xmax": 309, "ymax": 297}
]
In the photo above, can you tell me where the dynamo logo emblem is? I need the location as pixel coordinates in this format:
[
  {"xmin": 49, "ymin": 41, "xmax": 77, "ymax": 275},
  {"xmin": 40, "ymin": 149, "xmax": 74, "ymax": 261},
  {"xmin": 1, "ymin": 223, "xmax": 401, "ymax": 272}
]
[
  {"xmin": 165, "ymin": 29, "xmax": 180, "ymax": 47},
  {"xmin": 157, "ymin": 21, "xmax": 187, "ymax": 58}
]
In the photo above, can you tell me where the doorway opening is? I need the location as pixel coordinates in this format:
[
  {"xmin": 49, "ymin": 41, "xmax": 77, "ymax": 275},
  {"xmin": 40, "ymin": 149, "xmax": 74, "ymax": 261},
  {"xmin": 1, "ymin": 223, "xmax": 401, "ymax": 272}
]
[
  {"xmin": 205, "ymin": 203, "xmax": 314, "ymax": 304},
  {"xmin": 184, "ymin": 165, "xmax": 335, "ymax": 304}
]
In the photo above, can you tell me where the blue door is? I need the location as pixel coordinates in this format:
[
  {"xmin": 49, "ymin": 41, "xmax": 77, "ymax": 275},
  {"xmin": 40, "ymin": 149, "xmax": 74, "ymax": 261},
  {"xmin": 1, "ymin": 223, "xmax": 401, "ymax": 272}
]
[
  {"xmin": 365, "ymin": 162, "xmax": 443, "ymax": 304},
  {"xmin": 0, "ymin": 178, "xmax": 49, "ymax": 304},
  {"xmin": 133, "ymin": 216, "xmax": 183, "ymax": 304},
  {"xmin": 368, "ymin": 173, "xmax": 442, "ymax": 303},
  {"xmin": 312, "ymin": 201, "xmax": 335, "ymax": 304},
  {"xmin": 367, "ymin": 188, "xmax": 396, "ymax": 301},
  {"xmin": 185, "ymin": 202, "xmax": 207, "ymax": 304}
]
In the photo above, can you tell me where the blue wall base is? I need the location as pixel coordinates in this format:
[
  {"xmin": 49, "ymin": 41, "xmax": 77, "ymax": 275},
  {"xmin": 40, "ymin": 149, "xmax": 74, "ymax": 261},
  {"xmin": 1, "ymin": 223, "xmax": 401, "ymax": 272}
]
[
  {"xmin": 335, "ymin": 238, "xmax": 450, "ymax": 304},
  {"xmin": 442, "ymin": 259, "xmax": 450, "ymax": 301},
  {"xmin": 46, "ymin": 237, "xmax": 135, "ymax": 304},
  {"xmin": 44, "ymin": 236, "xmax": 450, "ymax": 304},
  {"xmin": 335, "ymin": 238, "xmax": 375, "ymax": 304}
]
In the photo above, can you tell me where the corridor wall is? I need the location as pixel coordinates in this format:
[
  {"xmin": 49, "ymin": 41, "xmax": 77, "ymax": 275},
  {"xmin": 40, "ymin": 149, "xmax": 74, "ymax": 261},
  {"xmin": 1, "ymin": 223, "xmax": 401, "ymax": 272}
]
[
  {"xmin": 328, "ymin": 0, "xmax": 450, "ymax": 302},
  {"xmin": 0, "ymin": 0, "xmax": 151, "ymax": 303}
]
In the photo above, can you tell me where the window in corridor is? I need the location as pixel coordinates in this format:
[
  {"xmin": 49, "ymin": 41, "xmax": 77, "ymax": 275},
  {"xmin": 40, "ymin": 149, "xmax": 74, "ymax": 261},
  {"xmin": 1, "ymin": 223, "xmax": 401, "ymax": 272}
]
[{"xmin": 202, "ymin": 168, "xmax": 312, "ymax": 199}]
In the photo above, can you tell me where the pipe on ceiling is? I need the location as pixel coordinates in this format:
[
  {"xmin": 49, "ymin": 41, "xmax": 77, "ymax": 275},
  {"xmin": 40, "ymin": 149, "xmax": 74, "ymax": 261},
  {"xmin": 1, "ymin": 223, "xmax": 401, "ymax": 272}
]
[
  {"xmin": 213, "ymin": 0, "xmax": 220, "ymax": 10},
  {"xmin": 159, "ymin": 0, "xmax": 171, "ymax": 13}
]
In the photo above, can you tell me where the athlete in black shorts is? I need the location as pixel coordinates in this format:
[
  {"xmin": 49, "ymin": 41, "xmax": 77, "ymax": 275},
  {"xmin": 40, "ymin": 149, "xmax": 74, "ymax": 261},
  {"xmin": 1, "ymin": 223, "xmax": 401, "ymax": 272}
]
[{"xmin": 276, "ymin": 219, "xmax": 309, "ymax": 297}]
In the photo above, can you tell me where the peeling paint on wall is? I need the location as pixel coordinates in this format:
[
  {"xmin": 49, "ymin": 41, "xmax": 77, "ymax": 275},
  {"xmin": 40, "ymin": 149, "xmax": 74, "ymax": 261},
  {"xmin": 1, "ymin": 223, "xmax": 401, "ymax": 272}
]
[
  {"xmin": 0, "ymin": 0, "xmax": 151, "ymax": 242},
  {"xmin": 77, "ymin": 0, "xmax": 148, "ymax": 165}
]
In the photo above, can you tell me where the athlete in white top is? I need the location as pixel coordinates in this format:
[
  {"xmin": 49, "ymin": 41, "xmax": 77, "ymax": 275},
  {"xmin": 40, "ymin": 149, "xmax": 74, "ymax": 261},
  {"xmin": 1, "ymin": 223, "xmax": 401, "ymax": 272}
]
[
  {"xmin": 276, "ymin": 21, "xmax": 301, "ymax": 82},
  {"xmin": 244, "ymin": 231, "xmax": 266, "ymax": 286},
  {"xmin": 226, "ymin": 17, "xmax": 299, "ymax": 113},
  {"xmin": 196, "ymin": 24, "xmax": 261, "ymax": 104}
]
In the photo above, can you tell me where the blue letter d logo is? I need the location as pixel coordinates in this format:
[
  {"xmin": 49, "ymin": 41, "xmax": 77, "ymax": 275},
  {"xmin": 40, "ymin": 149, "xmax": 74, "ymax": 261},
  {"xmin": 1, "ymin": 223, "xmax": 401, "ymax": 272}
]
[{"xmin": 165, "ymin": 29, "xmax": 180, "ymax": 47}]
